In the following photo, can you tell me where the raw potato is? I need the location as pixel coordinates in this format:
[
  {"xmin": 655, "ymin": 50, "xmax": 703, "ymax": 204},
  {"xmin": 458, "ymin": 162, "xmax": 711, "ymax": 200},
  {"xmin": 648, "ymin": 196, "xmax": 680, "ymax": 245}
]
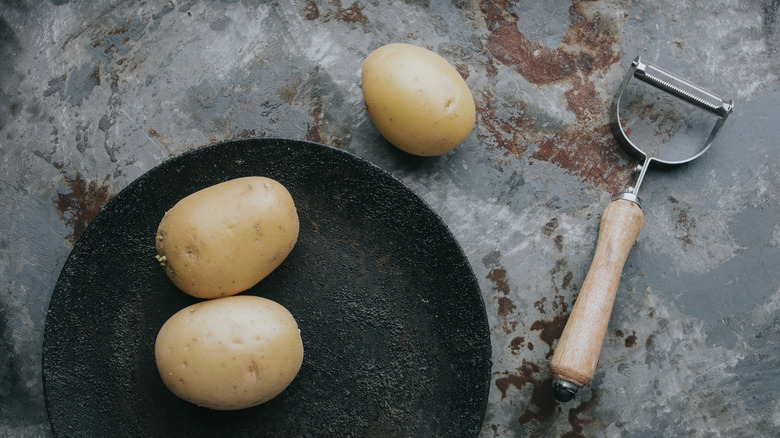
[
  {"xmin": 155, "ymin": 176, "xmax": 299, "ymax": 299},
  {"xmin": 361, "ymin": 43, "xmax": 476, "ymax": 156},
  {"xmin": 155, "ymin": 295, "xmax": 304, "ymax": 410}
]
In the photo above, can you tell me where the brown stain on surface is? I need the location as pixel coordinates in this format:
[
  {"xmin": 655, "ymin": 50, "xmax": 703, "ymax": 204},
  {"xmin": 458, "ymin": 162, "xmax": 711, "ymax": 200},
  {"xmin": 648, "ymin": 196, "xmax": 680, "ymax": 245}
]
[
  {"xmin": 486, "ymin": 267, "xmax": 510, "ymax": 295},
  {"xmin": 233, "ymin": 129, "xmax": 260, "ymax": 139},
  {"xmin": 625, "ymin": 330, "xmax": 638, "ymax": 348},
  {"xmin": 90, "ymin": 65, "xmax": 101, "ymax": 86},
  {"xmin": 306, "ymin": 99, "xmax": 325, "ymax": 144},
  {"xmin": 542, "ymin": 218, "xmax": 559, "ymax": 236},
  {"xmin": 481, "ymin": 4, "xmax": 619, "ymax": 87},
  {"xmin": 550, "ymin": 258, "xmax": 576, "ymax": 298},
  {"xmin": 497, "ymin": 296, "xmax": 516, "ymax": 317},
  {"xmin": 455, "ymin": 63, "xmax": 471, "ymax": 80},
  {"xmin": 148, "ymin": 128, "xmax": 185, "ymax": 154},
  {"xmin": 495, "ymin": 357, "xmax": 599, "ymax": 433},
  {"xmin": 479, "ymin": 1, "xmax": 632, "ymax": 194},
  {"xmin": 315, "ymin": 0, "xmax": 367, "ymax": 25},
  {"xmin": 554, "ymin": 234, "xmax": 564, "ymax": 252},
  {"xmin": 531, "ymin": 124, "xmax": 631, "ymax": 195},
  {"xmin": 475, "ymin": 90, "xmax": 533, "ymax": 158},
  {"xmin": 482, "ymin": 3, "xmax": 575, "ymax": 85},
  {"xmin": 562, "ymin": 393, "xmax": 601, "ymax": 438},
  {"xmin": 55, "ymin": 170, "xmax": 113, "ymax": 245},
  {"xmin": 534, "ymin": 297, "xmax": 547, "ymax": 314},
  {"xmin": 487, "ymin": 267, "xmax": 517, "ymax": 332},
  {"xmin": 334, "ymin": 1, "xmax": 367, "ymax": 24},
  {"xmin": 495, "ymin": 359, "xmax": 540, "ymax": 399},
  {"xmin": 495, "ymin": 360, "xmax": 558, "ymax": 426},
  {"xmin": 674, "ymin": 205, "xmax": 696, "ymax": 245},
  {"xmin": 303, "ymin": 2, "xmax": 320, "ymax": 20},
  {"xmin": 517, "ymin": 376, "xmax": 558, "ymax": 425},
  {"xmin": 561, "ymin": 270, "xmax": 573, "ymax": 288},
  {"xmin": 530, "ymin": 314, "xmax": 568, "ymax": 359},
  {"xmin": 509, "ymin": 336, "xmax": 525, "ymax": 353}
]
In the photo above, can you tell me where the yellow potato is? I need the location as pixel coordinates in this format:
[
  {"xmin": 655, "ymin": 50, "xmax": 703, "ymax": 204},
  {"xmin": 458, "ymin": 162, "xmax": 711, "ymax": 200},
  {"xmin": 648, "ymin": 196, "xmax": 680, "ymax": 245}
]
[
  {"xmin": 361, "ymin": 43, "xmax": 476, "ymax": 156},
  {"xmin": 155, "ymin": 295, "xmax": 304, "ymax": 410},
  {"xmin": 155, "ymin": 176, "xmax": 298, "ymax": 299}
]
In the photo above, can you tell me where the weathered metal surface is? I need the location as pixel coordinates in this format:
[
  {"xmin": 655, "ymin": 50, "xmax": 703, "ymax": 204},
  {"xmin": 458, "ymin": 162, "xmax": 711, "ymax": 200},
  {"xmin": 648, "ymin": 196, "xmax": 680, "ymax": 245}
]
[{"xmin": 2, "ymin": 0, "xmax": 779, "ymax": 436}]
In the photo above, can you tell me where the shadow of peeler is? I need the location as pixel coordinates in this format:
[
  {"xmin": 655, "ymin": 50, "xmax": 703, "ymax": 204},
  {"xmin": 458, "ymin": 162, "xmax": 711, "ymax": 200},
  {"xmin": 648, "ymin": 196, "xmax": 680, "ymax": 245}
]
[{"xmin": 550, "ymin": 56, "xmax": 734, "ymax": 402}]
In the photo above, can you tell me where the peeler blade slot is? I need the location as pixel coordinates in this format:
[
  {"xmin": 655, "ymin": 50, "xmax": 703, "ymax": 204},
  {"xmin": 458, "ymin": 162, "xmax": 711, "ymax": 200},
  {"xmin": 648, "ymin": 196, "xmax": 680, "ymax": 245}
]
[{"xmin": 634, "ymin": 58, "xmax": 733, "ymax": 119}]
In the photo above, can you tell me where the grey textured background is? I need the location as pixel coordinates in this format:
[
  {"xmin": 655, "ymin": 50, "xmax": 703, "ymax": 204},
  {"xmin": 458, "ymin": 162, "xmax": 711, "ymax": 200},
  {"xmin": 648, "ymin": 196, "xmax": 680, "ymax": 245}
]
[{"xmin": 1, "ymin": 0, "xmax": 778, "ymax": 436}]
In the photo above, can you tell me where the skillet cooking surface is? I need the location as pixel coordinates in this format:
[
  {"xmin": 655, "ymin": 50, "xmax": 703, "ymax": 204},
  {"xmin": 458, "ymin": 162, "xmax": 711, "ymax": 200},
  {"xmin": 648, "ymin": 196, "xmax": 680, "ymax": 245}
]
[{"xmin": 43, "ymin": 138, "xmax": 491, "ymax": 437}]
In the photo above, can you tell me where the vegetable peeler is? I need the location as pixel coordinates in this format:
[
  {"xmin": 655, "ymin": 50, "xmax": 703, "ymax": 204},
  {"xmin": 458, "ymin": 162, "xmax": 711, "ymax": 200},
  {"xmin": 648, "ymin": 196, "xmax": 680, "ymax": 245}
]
[{"xmin": 550, "ymin": 56, "xmax": 734, "ymax": 402}]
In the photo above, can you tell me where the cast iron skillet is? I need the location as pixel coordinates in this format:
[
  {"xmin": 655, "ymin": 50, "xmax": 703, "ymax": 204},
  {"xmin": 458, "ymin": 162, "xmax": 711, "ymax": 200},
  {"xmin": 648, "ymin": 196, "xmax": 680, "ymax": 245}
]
[{"xmin": 42, "ymin": 138, "xmax": 492, "ymax": 437}]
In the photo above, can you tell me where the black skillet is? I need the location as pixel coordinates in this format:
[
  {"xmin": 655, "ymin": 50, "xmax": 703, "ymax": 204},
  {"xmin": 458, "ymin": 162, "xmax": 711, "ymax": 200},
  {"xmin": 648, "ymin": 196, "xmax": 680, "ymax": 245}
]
[{"xmin": 42, "ymin": 138, "xmax": 492, "ymax": 437}]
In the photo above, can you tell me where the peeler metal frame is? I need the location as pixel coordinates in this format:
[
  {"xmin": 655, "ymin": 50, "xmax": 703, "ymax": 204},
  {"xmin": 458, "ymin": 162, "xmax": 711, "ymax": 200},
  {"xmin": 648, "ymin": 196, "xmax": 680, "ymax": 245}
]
[
  {"xmin": 612, "ymin": 56, "xmax": 734, "ymax": 204},
  {"xmin": 551, "ymin": 56, "xmax": 734, "ymax": 404}
]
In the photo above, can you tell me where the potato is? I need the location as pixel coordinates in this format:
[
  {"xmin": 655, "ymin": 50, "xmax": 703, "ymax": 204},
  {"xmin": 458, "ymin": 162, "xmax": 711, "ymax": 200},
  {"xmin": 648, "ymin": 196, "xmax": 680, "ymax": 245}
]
[
  {"xmin": 155, "ymin": 295, "xmax": 304, "ymax": 410},
  {"xmin": 155, "ymin": 176, "xmax": 299, "ymax": 299},
  {"xmin": 361, "ymin": 43, "xmax": 476, "ymax": 156}
]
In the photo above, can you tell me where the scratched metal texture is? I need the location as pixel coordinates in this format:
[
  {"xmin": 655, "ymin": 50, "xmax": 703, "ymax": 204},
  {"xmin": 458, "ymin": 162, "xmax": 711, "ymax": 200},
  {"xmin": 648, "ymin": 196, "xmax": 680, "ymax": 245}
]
[{"xmin": 1, "ymin": 0, "xmax": 779, "ymax": 437}]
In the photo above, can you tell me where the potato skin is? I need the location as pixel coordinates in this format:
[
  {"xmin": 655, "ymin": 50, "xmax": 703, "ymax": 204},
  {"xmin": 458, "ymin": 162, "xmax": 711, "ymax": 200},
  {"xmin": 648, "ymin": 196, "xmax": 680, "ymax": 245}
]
[
  {"xmin": 155, "ymin": 177, "xmax": 299, "ymax": 299},
  {"xmin": 361, "ymin": 43, "xmax": 476, "ymax": 156},
  {"xmin": 154, "ymin": 296, "xmax": 304, "ymax": 410}
]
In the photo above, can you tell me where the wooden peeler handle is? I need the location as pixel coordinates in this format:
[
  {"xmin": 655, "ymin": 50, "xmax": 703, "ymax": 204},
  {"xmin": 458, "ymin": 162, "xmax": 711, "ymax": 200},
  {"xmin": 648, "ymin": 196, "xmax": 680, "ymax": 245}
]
[{"xmin": 550, "ymin": 198, "xmax": 643, "ymax": 402}]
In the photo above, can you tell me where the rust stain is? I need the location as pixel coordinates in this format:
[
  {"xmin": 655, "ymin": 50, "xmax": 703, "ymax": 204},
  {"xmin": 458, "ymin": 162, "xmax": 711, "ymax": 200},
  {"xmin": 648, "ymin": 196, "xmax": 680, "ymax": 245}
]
[
  {"xmin": 478, "ymin": 1, "xmax": 632, "ymax": 193},
  {"xmin": 481, "ymin": 3, "xmax": 620, "ymax": 86},
  {"xmin": 542, "ymin": 217, "xmax": 559, "ymax": 236},
  {"xmin": 148, "ymin": 128, "xmax": 185, "ymax": 154},
  {"xmin": 563, "ymin": 393, "xmax": 601, "ymax": 438},
  {"xmin": 534, "ymin": 287, "xmax": 570, "ymax": 316},
  {"xmin": 645, "ymin": 334, "xmax": 654, "ymax": 348},
  {"xmin": 486, "ymin": 267, "xmax": 510, "ymax": 295},
  {"xmin": 495, "ymin": 357, "xmax": 598, "ymax": 433},
  {"xmin": 54, "ymin": 168, "xmax": 113, "ymax": 245},
  {"xmin": 615, "ymin": 328, "xmax": 640, "ymax": 348},
  {"xmin": 495, "ymin": 359, "xmax": 540, "ymax": 399},
  {"xmin": 534, "ymin": 297, "xmax": 547, "ymax": 314},
  {"xmin": 509, "ymin": 336, "xmax": 534, "ymax": 353},
  {"xmin": 488, "ymin": 267, "xmax": 517, "ymax": 324},
  {"xmin": 530, "ymin": 314, "xmax": 568, "ymax": 359},
  {"xmin": 334, "ymin": 1, "xmax": 367, "ymax": 24},
  {"xmin": 303, "ymin": 2, "xmax": 320, "ymax": 20},
  {"xmin": 475, "ymin": 89, "xmax": 533, "ymax": 158},
  {"xmin": 673, "ymin": 202, "xmax": 696, "ymax": 245},
  {"xmin": 518, "ymin": 376, "xmax": 557, "ymax": 425},
  {"xmin": 481, "ymin": 3, "xmax": 575, "ymax": 85},
  {"xmin": 509, "ymin": 336, "xmax": 525, "ymax": 353},
  {"xmin": 496, "ymin": 360, "xmax": 558, "ymax": 425},
  {"xmin": 90, "ymin": 64, "xmax": 101, "ymax": 86},
  {"xmin": 106, "ymin": 17, "xmax": 132, "ymax": 36},
  {"xmin": 543, "ymin": 218, "xmax": 565, "ymax": 252},
  {"xmin": 306, "ymin": 99, "xmax": 325, "ymax": 144},
  {"xmin": 455, "ymin": 63, "xmax": 471, "ymax": 80},
  {"xmin": 624, "ymin": 330, "xmax": 638, "ymax": 348},
  {"xmin": 317, "ymin": 0, "xmax": 367, "ymax": 25},
  {"xmin": 564, "ymin": 80, "xmax": 601, "ymax": 123},
  {"xmin": 487, "ymin": 265, "xmax": 518, "ymax": 333},
  {"xmin": 550, "ymin": 258, "xmax": 575, "ymax": 297},
  {"xmin": 233, "ymin": 129, "xmax": 261, "ymax": 139},
  {"xmin": 497, "ymin": 296, "xmax": 516, "ymax": 318},
  {"xmin": 561, "ymin": 270, "xmax": 573, "ymax": 289},
  {"xmin": 532, "ymin": 123, "xmax": 631, "ymax": 195}
]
